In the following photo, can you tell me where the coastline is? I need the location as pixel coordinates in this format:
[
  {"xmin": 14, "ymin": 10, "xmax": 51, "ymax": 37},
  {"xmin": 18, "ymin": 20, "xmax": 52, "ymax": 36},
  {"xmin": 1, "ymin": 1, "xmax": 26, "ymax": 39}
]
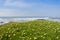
[{"xmin": 0, "ymin": 17, "xmax": 60, "ymax": 25}]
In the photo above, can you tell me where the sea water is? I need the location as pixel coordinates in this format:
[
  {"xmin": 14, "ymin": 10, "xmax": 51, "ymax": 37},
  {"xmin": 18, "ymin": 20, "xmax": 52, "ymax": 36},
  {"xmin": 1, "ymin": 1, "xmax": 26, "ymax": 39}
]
[{"xmin": 0, "ymin": 17, "xmax": 60, "ymax": 24}]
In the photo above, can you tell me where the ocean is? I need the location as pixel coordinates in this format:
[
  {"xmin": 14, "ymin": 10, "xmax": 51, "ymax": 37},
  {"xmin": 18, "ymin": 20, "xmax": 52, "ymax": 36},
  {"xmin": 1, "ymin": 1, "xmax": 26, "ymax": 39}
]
[{"xmin": 0, "ymin": 17, "xmax": 60, "ymax": 24}]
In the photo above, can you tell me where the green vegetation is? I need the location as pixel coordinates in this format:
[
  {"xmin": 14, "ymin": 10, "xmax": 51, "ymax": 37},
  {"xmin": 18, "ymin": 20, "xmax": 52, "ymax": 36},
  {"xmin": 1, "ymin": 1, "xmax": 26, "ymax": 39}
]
[{"xmin": 0, "ymin": 20, "xmax": 60, "ymax": 40}]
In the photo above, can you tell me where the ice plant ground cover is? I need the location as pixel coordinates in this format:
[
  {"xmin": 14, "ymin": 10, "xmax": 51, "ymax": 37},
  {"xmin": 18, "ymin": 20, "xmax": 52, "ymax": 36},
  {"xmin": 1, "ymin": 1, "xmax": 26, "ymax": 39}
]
[{"xmin": 0, "ymin": 20, "xmax": 60, "ymax": 40}]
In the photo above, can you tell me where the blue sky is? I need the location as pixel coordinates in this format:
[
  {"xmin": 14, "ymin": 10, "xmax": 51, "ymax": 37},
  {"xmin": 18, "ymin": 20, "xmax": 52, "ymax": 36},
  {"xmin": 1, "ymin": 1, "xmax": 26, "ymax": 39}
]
[{"xmin": 0, "ymin": 0, "xmax": 60, "ymax": 17}]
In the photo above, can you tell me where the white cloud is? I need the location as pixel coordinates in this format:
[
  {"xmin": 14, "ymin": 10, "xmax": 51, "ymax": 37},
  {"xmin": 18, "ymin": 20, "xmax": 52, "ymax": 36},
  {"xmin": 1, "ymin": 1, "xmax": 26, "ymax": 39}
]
[
  {"xmin": 4, "ymin": 0, "xmax": 33, "ymax": 8},
  {"xmin": 0, "ymin": 9, "xmax": 15, "ymax": 16},
  {"xmin": 0, "ymin": 7, "xmax": 60, "ymax": 17},
  {"xmin": 0, "ymin": 0, "xmax": 60, "ymax": 17},
  {"xmin": 0, "ymin": 8, "xmax": 30, "ymax": 16}
]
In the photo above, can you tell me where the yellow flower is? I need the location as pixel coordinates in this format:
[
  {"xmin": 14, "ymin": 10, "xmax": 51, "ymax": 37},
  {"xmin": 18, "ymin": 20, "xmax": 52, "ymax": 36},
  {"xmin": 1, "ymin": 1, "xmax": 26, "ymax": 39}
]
[
  {"xmin": 57, "ymin": 28, "xmax": 59, "ymax": 30},
  {"xmin": 13, "ymin": 34, "xmax": 16, "ymax": 36},
  {"xmin": 8, "ymin": 35, "xmax": 10, "ymax": 37},
  {"xmin": 34, "ymin": 37, "xmax": 37, "ymax": 40},
  {"xmin": 43, "ymin": 37, "xmax": 45, "ymax": 39},
  {"xmin": 30, "ymin": 38, "xmax": 31, "ymax": 39},
  {"xmin": 41, "ymin": 35, "xmax": 43, "ymax": 37},
  {"xmin": 56, "ymin": 36, "xmax": 59, "ymax": 39},
  {"xmin": 44, "ymin": 33, "xmax": 47, "ymax": 35},
  {"xmin": 8, "ymin": 28, "xmax": 10, "ymax": 30},
  {"xmin": 23, "ymin": 33, "xmax": 26, "ymax": 34}
]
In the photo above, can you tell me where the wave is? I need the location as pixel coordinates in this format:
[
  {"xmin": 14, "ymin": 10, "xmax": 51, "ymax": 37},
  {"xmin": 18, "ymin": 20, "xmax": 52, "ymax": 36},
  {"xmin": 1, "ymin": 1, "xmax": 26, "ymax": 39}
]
[{"xmin": 0, "ymin": 17, "xmax": 60, "ymax": 24}]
